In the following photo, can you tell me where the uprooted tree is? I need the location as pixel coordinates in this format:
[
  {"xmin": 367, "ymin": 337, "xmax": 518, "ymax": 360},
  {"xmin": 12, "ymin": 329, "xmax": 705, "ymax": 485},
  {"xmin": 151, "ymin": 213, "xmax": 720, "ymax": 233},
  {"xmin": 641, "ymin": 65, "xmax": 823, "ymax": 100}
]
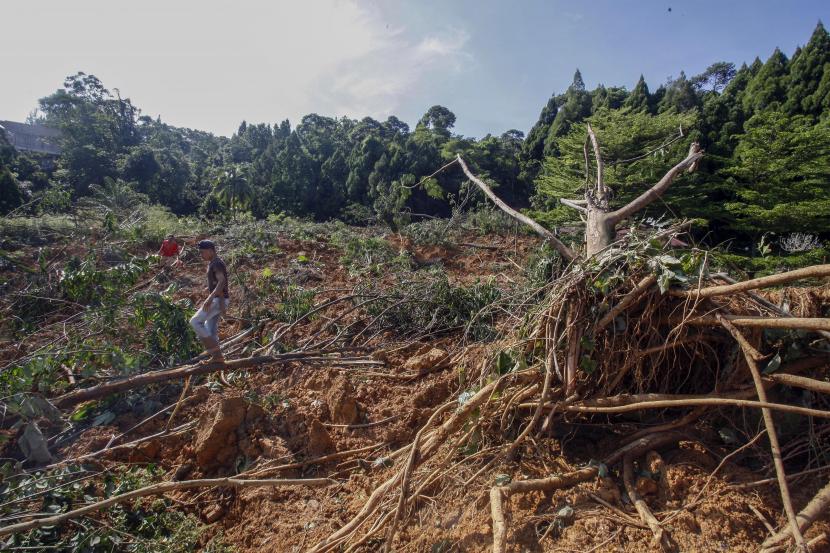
[
  {"xmin": 3, "ymin": 123, "xmax": 829, "ymax": 552},
  {"xmin": 299, "ymin": 129, "xmax": 830, "ymax": 552}
]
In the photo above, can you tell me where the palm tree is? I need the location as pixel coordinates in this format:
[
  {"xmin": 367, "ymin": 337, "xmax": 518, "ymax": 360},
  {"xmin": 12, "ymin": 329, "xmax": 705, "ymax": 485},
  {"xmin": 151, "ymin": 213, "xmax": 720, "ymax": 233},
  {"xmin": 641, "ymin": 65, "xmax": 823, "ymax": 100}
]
[{"xmin": 212, "ymin": 164, "xmax": 253, "ymax": 210}]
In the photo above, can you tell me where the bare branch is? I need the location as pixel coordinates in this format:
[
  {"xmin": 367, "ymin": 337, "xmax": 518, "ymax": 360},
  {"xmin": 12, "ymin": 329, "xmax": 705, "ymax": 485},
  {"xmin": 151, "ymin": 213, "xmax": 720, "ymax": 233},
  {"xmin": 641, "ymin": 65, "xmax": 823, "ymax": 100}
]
[
  {"xmin": 585, "ymin": 123, "xmax": 605, "ymax": 197},
  {"xmin": 675, "ymin": 264, "xmax": 830, "ymax": 299},
  {"xmin": 719, "ymin": 315, "xmax": 806, "ymax": 551},
  {"xmin": 607, "ymin": 141, "xmax": 703, "ymax": 225},
  {"xmin": 456, "ymin": 155, "xmax": 576, "ymax": 261},
  {"xmin": 560, "ymin": 198, "xmax": 588, "ymax": 212}
]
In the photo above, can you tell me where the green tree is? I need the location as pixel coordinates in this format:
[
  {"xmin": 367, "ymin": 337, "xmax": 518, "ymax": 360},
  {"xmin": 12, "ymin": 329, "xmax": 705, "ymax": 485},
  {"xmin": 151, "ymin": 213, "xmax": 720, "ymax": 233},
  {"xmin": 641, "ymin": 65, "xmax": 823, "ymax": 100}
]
[
  {"xmin": 742, "ymin": 48, "xmax": 789, "ymax": 113},
  {"xmin": 534, "ymin": 108, "xmax": 699, "ymax": 224},
  {"xmin": 724, "ymin": 110, "xmax": 830, "ymax": 235},
  {"xmin": 212, "ymin": 164, "xmax": 254, "ymax": 210},
  {"xmin": 624, "ymin": 75, "xmax": 651, "ymax": 112},
  {"xmin": 784, "ymin": 22, "xmax": 830, "ymax": 117}
]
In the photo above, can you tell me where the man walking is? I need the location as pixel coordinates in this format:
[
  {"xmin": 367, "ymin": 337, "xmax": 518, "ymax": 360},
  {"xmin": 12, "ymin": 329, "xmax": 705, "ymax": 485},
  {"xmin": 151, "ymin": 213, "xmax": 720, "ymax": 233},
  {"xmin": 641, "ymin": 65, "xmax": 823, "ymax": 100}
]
[{"xmin": 190, "ymin": 240, "xmax": 229, "ymax": 363}]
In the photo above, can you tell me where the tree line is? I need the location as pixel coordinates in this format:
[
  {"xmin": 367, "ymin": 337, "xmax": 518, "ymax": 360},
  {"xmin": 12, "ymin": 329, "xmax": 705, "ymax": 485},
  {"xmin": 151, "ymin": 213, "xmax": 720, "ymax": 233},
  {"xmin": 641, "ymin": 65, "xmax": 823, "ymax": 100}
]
[{"xmin": 2, "ymin": 23, "xmax": 829, "ymax": 249}]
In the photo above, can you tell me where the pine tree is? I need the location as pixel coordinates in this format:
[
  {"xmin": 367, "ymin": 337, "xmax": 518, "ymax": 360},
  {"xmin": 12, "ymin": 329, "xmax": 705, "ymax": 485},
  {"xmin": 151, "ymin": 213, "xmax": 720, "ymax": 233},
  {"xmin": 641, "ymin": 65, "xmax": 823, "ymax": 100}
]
[
  {"xmin": 624, "ymin": 75, "xmax": 651, "ymax": 112},
  {"xmin": 743, "ymin": 48, "xmax": 789, "ymax": 113},
  {"xmin": 658, "ymin": 71, "xmax": 700, "ymax": 113},
  {"xmin": 785, "ymin": 22, "xmax": 830, "ymax": 117},
  {"xmin": 522, "ymin": 95, "xmax": 559, "ymax": 162},
  {"xmin": 545, "ymin": 70, "xmax": 592, "ymax": 154}
]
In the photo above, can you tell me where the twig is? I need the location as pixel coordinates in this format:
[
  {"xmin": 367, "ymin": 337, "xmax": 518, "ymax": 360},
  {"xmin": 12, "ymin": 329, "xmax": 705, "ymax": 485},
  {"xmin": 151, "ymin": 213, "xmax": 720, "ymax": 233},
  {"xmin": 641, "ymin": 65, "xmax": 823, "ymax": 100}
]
[{"xmin": 623, "ymin": 454, "xmax": 674, "ymax": 551}]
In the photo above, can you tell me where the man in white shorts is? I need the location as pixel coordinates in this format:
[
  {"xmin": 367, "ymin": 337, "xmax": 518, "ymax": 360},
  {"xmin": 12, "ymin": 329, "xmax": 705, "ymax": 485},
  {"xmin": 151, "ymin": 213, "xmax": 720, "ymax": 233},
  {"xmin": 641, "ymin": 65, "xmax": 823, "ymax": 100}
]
[{"xmin": 190, "ymin": 240, "xmax": 229, "ymax": 363}]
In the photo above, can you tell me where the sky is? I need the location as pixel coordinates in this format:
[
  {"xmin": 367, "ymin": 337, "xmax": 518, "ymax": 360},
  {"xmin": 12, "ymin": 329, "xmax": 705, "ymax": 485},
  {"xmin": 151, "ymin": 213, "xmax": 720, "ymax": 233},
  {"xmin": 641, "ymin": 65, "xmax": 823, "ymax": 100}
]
[{"xmin": 2, "ymin": 0, "xmax": 829, "ymax": 139}]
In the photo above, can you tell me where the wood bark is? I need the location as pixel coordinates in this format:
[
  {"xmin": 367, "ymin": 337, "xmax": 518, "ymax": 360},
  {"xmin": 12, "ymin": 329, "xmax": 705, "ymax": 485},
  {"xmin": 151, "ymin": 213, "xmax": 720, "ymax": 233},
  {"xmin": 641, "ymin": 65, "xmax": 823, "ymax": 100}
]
[{"xmin": 566, "ymin": 124, "xmax": 704, "ymax": 257}]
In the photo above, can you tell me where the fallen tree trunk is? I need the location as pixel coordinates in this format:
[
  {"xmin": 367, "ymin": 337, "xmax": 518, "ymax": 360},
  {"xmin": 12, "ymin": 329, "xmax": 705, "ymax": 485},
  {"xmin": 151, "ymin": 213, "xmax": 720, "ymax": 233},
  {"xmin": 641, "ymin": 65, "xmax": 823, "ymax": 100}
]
[
  {"xmin": 53, "ymin": 353, "xmax": 382, "ymax": 408},
  {"xmin": 0, "ymin": 476, "xmax": 334, "ymax": 538}
]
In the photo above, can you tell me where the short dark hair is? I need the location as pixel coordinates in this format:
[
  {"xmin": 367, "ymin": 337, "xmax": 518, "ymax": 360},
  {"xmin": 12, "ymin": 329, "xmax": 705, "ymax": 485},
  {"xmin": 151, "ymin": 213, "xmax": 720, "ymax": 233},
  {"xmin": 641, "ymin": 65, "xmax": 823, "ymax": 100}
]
[{"xmin": 198, "ymin": 240, "xmax": 216, "ymax": 250}]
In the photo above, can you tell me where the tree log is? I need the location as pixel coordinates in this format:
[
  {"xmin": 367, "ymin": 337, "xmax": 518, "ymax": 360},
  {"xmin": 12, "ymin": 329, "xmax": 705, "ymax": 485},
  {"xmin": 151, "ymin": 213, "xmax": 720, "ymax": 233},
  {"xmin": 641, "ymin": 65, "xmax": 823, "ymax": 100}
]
[
  {"xmin": 52, "ymin": 353, "xmax": 381, "ymax": 408},
  {"xmin": 0, "ymin": 477, "xmax": 334, "ymax": 538}
]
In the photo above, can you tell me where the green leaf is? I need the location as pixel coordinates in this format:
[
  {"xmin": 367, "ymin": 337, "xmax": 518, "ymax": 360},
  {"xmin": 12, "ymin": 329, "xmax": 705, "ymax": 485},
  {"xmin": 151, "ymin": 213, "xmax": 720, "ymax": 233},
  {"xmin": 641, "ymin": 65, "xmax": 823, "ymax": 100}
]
[
  {"xmin": 495, "ymin": 351, "xmax": 514, "ymax": 374},
  {"xmin": 494, "ymin": 473, "xmax": 512, "ymax": 486},
  {"xmin": 763, "ymin": 353, "xmax": 782, "ymax": 374},
  {"xmin": 657, "ymin": 255, "xmax": 682, "ymax": 265},
  {"xmin": 579, "ymin": 356, "xmax": 597, "ymax": 374}
]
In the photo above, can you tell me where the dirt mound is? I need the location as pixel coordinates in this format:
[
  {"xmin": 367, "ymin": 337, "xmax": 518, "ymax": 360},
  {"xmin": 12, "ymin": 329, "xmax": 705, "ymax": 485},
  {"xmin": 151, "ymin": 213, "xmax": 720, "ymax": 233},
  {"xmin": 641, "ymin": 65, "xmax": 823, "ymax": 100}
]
[
  {"xmin": 326, "ymin": 375, "xmax": 361, "ymax": 425},
  {"xmin": 193, "ymin": 395, "xmax": 248, "ymax": 471}
]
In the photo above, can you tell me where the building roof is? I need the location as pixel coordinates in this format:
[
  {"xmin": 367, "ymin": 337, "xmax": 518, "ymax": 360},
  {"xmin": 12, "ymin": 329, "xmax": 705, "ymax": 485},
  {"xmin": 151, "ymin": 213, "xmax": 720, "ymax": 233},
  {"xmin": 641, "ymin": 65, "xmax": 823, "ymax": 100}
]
[{"xmin": 0, "ymin": 120, "xmax": 62, "ymax": 155}]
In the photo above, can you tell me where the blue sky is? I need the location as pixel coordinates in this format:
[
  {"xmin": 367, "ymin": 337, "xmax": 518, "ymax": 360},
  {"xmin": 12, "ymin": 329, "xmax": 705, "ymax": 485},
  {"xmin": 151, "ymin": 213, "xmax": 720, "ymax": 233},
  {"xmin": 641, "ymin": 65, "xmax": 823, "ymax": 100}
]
[{"xmin": 1, "ymin": 0, "xmax": 828, "ymax": 138}]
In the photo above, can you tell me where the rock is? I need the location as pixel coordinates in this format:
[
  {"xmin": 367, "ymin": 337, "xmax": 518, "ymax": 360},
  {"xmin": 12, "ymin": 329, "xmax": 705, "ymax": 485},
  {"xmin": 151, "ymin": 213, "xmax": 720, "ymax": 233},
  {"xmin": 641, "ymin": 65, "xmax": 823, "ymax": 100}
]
[
  {"xmin": 203, "ymin": 504, "xmax": 224, "ymax": 523},
  {"xmin": 173, "ymin": 463, "xmax": 193, "ymax": 481},
  {"xmin": 130, "ymin": 439, "xmax": 161, "ymax": 461},
  {"xmin": 307, "ymin": 418, "xmax": 333, "ymax": 456},
  {"xmin": 404, "ymin": 348, "xmax": 450, "ymax": 374},
  {"xmin": 19, "ymin": 422, "xmax": 52, "ymax": 465},
  {"xmin": 326, "ymin": 376, "xmax": 360, "ymax": 424},
  {"xmin": 595, "ymin": 477, "xmax": 621, "ymax": 504},
  {"xmin": 193, "ymin": 396, "xmax": 246, "ymax": 470},
  {"xmin": 259, "ymin": 436, "xmax": 291, "ymax": 459}
]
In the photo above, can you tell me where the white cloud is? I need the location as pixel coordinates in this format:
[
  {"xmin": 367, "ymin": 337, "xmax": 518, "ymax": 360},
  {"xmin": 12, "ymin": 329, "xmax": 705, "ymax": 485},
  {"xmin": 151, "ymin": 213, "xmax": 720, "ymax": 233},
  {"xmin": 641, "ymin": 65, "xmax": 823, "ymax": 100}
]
[
  {"xmin": 311, "ymin": 22, "xmax": 472, "ymax": 123},
  {"xmin": 0, "ymin": 0, "xmax": 472, "ymax": 135}
]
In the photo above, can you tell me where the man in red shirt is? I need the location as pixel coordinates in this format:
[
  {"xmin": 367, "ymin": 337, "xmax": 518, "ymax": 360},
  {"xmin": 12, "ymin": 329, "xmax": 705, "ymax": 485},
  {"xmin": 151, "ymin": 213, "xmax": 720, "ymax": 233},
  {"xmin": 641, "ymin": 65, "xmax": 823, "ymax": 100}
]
[{"xmin": 158, "ymin": 234, "xmax": 183, "ymax": 267}]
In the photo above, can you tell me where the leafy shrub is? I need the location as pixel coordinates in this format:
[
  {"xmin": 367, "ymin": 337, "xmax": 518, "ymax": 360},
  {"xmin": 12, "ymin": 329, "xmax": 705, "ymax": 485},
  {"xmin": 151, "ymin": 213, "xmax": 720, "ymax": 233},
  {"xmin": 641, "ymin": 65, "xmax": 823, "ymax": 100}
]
[
  {"xmin": 60, "ymin": 255, "xmax": 151, "ymax": 306},
  {"xmin": 124, "ymin": 205, "xmax": 204, "ymax": 248},
  {"xmin": 131, "ymin": 288, "xmax": 200, "ymax": 365},
  {"xmin": 712, "ymin": 247, "xmax": 830, "ymax": 276},
  {"xmin": 366, "ymin": 268, "xmax": 501, "ymax": 340},
  {"xmin": 333, "ymin": 234, "xmax": 412, "ymax": 275},
  {"xmin": 0, "ymin": 465, "xmax": 235, "ymax": 552}
]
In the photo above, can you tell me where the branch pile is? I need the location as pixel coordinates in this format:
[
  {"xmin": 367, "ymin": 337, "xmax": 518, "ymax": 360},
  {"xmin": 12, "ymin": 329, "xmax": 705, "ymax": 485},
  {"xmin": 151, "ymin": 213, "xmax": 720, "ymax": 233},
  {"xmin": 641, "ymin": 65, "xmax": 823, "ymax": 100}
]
[{"xmin": 308, "ymin": 235, "xmax": 830, "ymax": 552}]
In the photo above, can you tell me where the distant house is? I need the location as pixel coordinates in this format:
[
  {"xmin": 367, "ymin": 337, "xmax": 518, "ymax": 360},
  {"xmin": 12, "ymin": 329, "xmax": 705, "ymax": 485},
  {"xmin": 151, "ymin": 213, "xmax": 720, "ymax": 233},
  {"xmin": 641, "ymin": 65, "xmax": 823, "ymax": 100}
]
[{"xmin": 0, "ymin": 120, "xmax": 62, "ymax": 156}]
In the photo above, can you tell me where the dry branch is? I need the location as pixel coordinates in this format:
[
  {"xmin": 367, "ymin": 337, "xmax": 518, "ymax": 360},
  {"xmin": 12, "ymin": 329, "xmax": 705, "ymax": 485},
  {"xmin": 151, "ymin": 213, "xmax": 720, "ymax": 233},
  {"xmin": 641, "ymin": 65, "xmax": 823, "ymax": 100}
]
[
  {"xmin": 606, "ymin": 142, "xmax": 703, "ymax": 225},
  {"xmin": 676, "ymin": 315, "xmax": 830, "ymax": 332},
  {"xmin": 596, "ymin": 274, "xmax": 657, "ymax": 331},
  {"xmin": 624, "ymin": 454, "xmax": 675, "ymax": 551},
  {"xmin": 521, "ymin": 392, "xmax": 830, "ymax": 418},
  {"xmin": 456, "ymin": 155, "xmax": 576, "ymax": 261},
  {"xmin": 0, "ymin": 477, "xmax": 334, "ymax": 538},
  {"xmin": 490, "ymin": 432, "xmax": 683, "ymax": 552},
  {"xmin": 719, "ymin": 315, "xmax": 806, "ymax": 551},
  {"xmin": 52, "ymin": 353, "xmax": 380, "ymax": 407},
  {"xmin": 761, "ymin": 479, "xmax": 830, "ymax": 552},
  {"xmin": 675, "ymin": 265, "xmax": 830, "ymax": 299}
]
